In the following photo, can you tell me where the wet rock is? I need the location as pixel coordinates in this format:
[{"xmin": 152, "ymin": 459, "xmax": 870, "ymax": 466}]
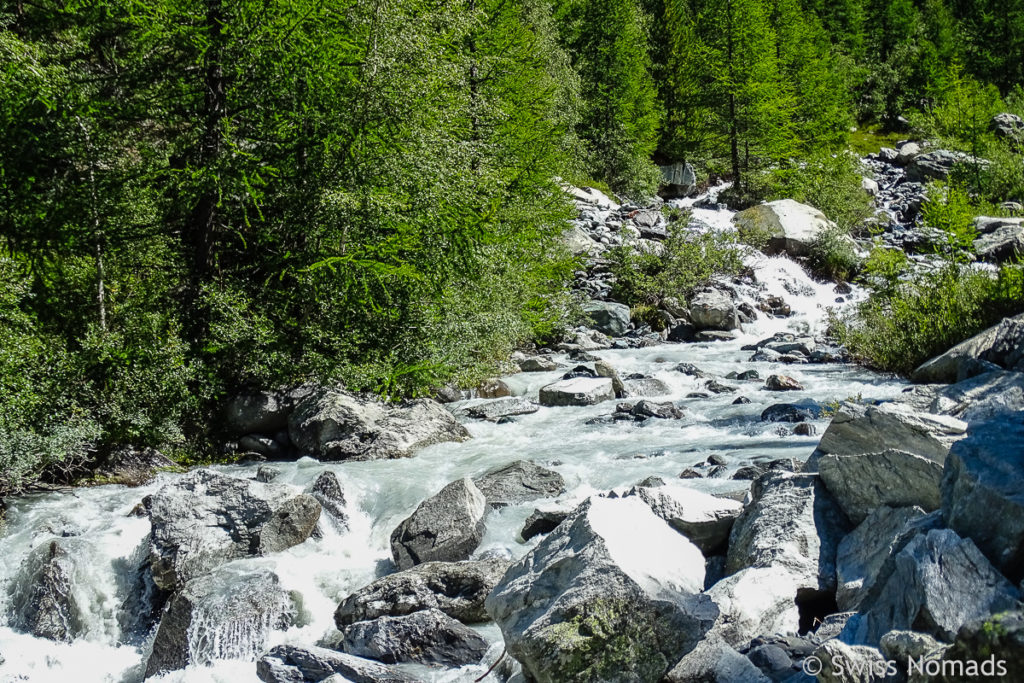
[
  {"xmin": 818, "ymin": 449, "xmax": 944, "ymax": 523},
  {"xmin": 289, "ymin": 389, "xmax": 470, "ymax": 461},
  {"xmin": 622, "ymin": 399, "xmax": 684, "ymax": 419},
  {"xmin": 760, "ymin": 401, "xmax": 822, "ymax": 422},
  {"xmin": 674, "ymin": 362, "xmax": 709, "ymax": 378},
  {"xmin": 539, "ymin": 377, "xmax": 615, "ymax": 407},
  {"xmin": 335, "ymin": 557, "xmax": 508, "ymax": 627},
  {"xmin": 696, "ymin": 330, "xmax": 738, "ymax": 342},
  {"xmin": 521, "ymin": 509, "xmax": 570, "ymax": 541},
  {"xmin": 727, "ymin": 472, "xmax": 850, "ymax": 596},
  {"xmin": 434, "ymin": 385, "xmax": 463, "ymax": 403},
  {"xmin": 8, "ymin": 538, "xmax": 87, "ymax": 642},
  {"xmin": 485, "ymin": 496, "xmax": 716, "ymax": 683},
  {"xmin": 622, "ymin": 377, "xmax": 671, "ymax": 397},
  {"xmin": 679, "ymin": 468, "xmax": 704, "ymax": 479},
  {"xmin": 732, "ymin": 396, "xmax": 751, "ymax": 405},
  {"xmin": 793, "ymin": 423, "xmax": 817, "ymax": 436},
  {"xmin": 731, "ymin": 465, "xmax": 764, "ymax": 480},
  {"xmin": 667, "ymin": 322, "xmax": 697, "ymax": 342},
  {"xmin": 338, "ymin": 608, "xmax": 489, "ymax": 667},
  {"xmin": 148, "ymin": 470, "xmax": 321, "ymax": 591},
  {"xmin": 463, "ymin": 397, "xmax": 540, "ymax": 421},
  {"xmin": 306, "ymin": 471, "xmax": 347, "ymax": 525},
  {"xmin": 146, "ymin": 568, "xmax": 295, "ymax": 677},
  {"xmin": 256, "ymin": 465, "xmax": 281, "ymax": 483},
  {"xmin": 594, "ymin": 359, "xmax": 626, "ymax": 397},
  {"xmin": 239, "ymin": 434, "xmax": 285, "ymax": 459},
  {"xmin": 472, "ymin": 460, "xmax": 565, "ymax": 508},
  {"xmin": 942, "ymin": 415, "xmax": 1024, "ymax": 582},
  {"xmin": 584, "ymin": 301, "xmax": 632, "ymax": 337},
  {"xmin": 476, "ymin": 378, "xmax": 512, "ymax": 399},
  {"xmin": 706, "ymin": 380, "xmax": 738, "ymax": 394},
  {"xmin": 810, "ymin": 402, "xmax": 966, "ymax": 469},
  {"xmin": 835, "ymin": 505, "xmax": 935, "ymax": 611},
  {"xmin": 628, "ymin": 485, "xmax": 743, "ymax": 554},
  {"xmin": 734, "ymin": 199, "xmax": 848, "ymax": 258},
  {"xmin": 690, "ymin": 289, "xmax": 740, "ymax": 331},
  {"xmin": 659, "ymin": 162, "xmax": 698, "ymax": 198},
  {"xmin": 518, "ymin": 356, "xmax": 557, "ymax": 372},
  {"xmin": 765, "ymin": 375, "xmax": 803, "ymax": 391},
  {"xmin": 256, "ymin": 644, "xmax": 418, "ymax": 683},
  {"xmin": 94, "ymin": 446, "xmax": 177, "ymax": 486},
  {"xmin": 390, "ymin": 478, "xmax": 486, "ymax": 570},
  {"xmin": 562, "ymin": 364, "xmax": 598, "ymax": 380},
  {"xmin": 851, "ymin": 528, "xmax": 1020, "ymax": 643}
]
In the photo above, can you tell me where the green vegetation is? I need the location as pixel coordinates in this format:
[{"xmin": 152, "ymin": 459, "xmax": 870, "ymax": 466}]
[
  {"xmin": 608, "ymin": 219, "xmax": 744, "ymax": 307},
  {"xmin": 3, "ymin": 0, "xmax": 1024, "ymax": 492}
]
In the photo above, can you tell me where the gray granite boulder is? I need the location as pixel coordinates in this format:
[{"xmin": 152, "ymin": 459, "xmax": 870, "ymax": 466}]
[
  {"xmin": 472, "ymin": 460, "xmax": 565, "ymax": 508},
  {"xmin": 389, "ymin": 478, "xmax": 487, "ymax": 570},
  {"xmin": 337, "ymin": 608, "xmax": 489, "ymax": 667}
]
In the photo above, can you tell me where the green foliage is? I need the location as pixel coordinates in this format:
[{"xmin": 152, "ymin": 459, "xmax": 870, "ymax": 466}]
[
  {"xmin": 760, "ymin": 152, "xmax": 874, "ymax": 233},
  {"xmin": 809, "ymin": 226, "xmax": 861, "ymax": 281},
  {"xmin": 834, "ymin": 262, "xmax": 1024, "ymax": 374},
  {"xmin": 608, "ymin": 222, "xmax": 744, "ymax": 306},
  {"xmin": 920, "ymin": 183, "xmax": 979, "ymax": 256}
]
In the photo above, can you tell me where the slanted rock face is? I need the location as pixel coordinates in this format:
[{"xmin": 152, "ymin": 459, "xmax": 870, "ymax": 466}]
[
  {"xmin": 148, "ymin": 470, "xmax": 321, "ymax": 591},
  {"xmin": 703, "ymin": 566, "xmax": 802, "ymax": 647},
  {"xmin": 664, "ymin": 635, "xmax": 770, "ymax": 683},
  {"xmin": 810, "ymin": 402, "xmax": 966, "ymax": 468},
  {"xmin": 818, "ymin": 449, "xmax": 944, "ymax": 523},
  {"xmin": 485, "ymin": 496, "xmax": 717, "ymax": 683},
  {"xmin": 974, "ymin": 217, "xmax": 1024, "ymax": 263},
  {"xmin": 583, "ymin": 301, "xmax": 632, "ymax": 337},
  {"xmin": 628, "ymin": 485, "xmax": 743, "ymax": 554},
  {"xmin": 813, "ymin": 640, "xmax": 893, "ymax": 683},
  {"xmin": 726, "ymin": 472, "xmax": 850, "ymax": 596},
  {"xmin": 335, "ymin": 557, "xmax": 508, "ymax": 627},
  {"xmin": 337, "ymin": 608, "xmax": 490, "ymax": 667},
  {"xmin": 932, "ymin": 370, "xmax": 1024, "ymax": 424},
  {"xmin": 225, "ymin": 389, "xmax": 303, "ymax": 435},
  {"xmin": 519, "ymin": 355, "xmax": 557, "ymax": 372},
  {"xmin": 538, "ymin": 377, "xmax": 615, "ymax": 407},
  {"xmin": 936, "ymin": 610, "xmax": 1024, "ymax": 682},
  {"xmin": 146, "ymin": 568, "xmax": 295, "ymax": 677},
  {"xmin": 389, "ymin": 478, "xmax": 487, "ymax": 570},
  {"xmin": 835, "ymin": 506, "xmax": 936, "ymax": 611},
  {"xmin": 733, "ymin": 199, "xmax": 846, "ymax": 258},
  {"xmin": 689, "ymin": 289, "xmax": 740, "ymax": 331},
  {"xmin": 8, "ymin": 538, "xmax": 88, "ymax": 642},
  {"xmin": 853, "ymin": 528, "xmax": 1020, "ymax": 644},
  {"xmin": 472, "ymin": 460, "xmax": 565, "ymax": 508},
  {"xmin": 288, "ymin": 390, "xmax": 470, "ymax": 461},
  {"xmin": 306, "ymin": 471, "xmax": 347, "ymax": 526},
  {"xmin": 256, "ymin": 644, "xmax": 419, "ymax": 683},
  {"xmin": 911, "ymin": 313, "xmax": 1024, "ymax": 384},
  {"xmin": 942, "ymin": 416, "xmax": 1024, "ymax": 582}
]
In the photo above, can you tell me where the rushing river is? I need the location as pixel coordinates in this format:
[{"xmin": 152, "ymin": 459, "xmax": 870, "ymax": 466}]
[{"xmin": 0, "ymin": 200, "xmax": 908, "ymax": 683}]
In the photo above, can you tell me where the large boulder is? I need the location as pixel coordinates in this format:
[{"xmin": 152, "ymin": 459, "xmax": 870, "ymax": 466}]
[
  {"xmin": 809, "ymin": 401, "xmax": 966, "ymax": 469},
  {"xmin": 835, "ymin": 505, "xmax": 938, "ymax": 611},
  {"xmin": 539, "ymin": 377, "xmax": 615, "ymax": 407},
  {"xmin": 335, "ymin": 557, "xmax": 508, "ymax": 627},
  {"xmin": 942, "ymin": 415, "xmax": 1024, "ymax": 582},
  {"xmin": 659, "ymin": 162, "xmax": 698, "ymax": 198},
  {"xmin": 583, "ymin": 301, "xmax": 632, "ymax": 337},
  {"xmin": 906, "ymin": 150, "xmax": 972, "ymax": 182},
  {"xmin": 818, "ymin": 449, "xmax": 944, "ymax": 524},
  {"xmin": 990, "ymin": 113, "xmax": 1024, "ymax": 144},
  {"xmin": 912, "ymin": 313, "xmax": 1024, "ymax": 384},
  {"xmin": 562, "ymin": 225, "xmax": 602, "ymax": 257},
  {"xmin": 224, "ymin": 387, "xmax": 311, "ymax": 435},
  {"xmin": 733, "ymin": 199, "xmax": 846, "ymax": 258},
  {"xmin": 305, "ymin": 471, "xmax": 347, "ymax": 526},
  {"xmin": 472, "ymin": 460, "xmax": 565, "ymax": 508},
  {"xmin": 689, "ymin": 289, "xmax": 740, "ymax": 331},
  {"xmin": 256, "ymin": 645, "xmax": 419, "ymax": 683},
  {"xmin": 974, "ymin": 217, "xmax": 1024, "ymax": 263},
  {"xmin": 628, "ymin": 485, "xmax": 743, "ymax": 554},
  {"xmin": 485, "ymin": 496, "xmax": 716, "ymax": 683},
  {"xmin": 7, "ymin": 538, "xmax": 89, "ymax": 642},
  {"xmin": 813, "ymin": 640, "xmax": 895, "ymax": 683},
  {"xmin": 337, "ymin": 608, "xmax": 489, "ymax": 667},
  {"xmin": 389, "ymin": 478, "xmax": 487, "ymax": 570},
  {"xmin": 146, "ymin": 568, "xmax": 296, "ymax": 677},
  {"xmin": 288, "ymin": 390, "xmax": 470, "ymax": 461},
  {"xmin": 702, "ymin": 566, "xmax": 803, "ymax": 647},
  {"xmin": 726, "ymin": 472, "xmax": 850, "ymax": 597},
  {"xmin": 850, "ymin": 528, "xmax": 1020, "ymax": 643},
  {"xmin": 148, "ymin": 470, "xmax": 321, "ymax": 591}
]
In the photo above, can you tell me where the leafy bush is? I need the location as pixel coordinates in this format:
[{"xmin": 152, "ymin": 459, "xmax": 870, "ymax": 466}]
[
  {"xmin": 919, "ymin": 183, "xmax": 978, "ymax": 256},
  {"xmin": 833, "ymin": 262, "xmax": 1024, "ymax": 374},
  {"xmin": 759, "ymin": 151, "xmax": 874, "ymax": 235},
  {"xmin": 609, "ymin": 220, "xmax": 744, "ymax": 307},
  {"xmin": 808, "ymin": 225, "xmax": 861, "ymax": 282}
]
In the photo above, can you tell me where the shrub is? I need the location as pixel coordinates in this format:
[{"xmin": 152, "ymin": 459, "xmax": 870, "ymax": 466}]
[
  {"xmin": 920, "ymin": 183, "xmax": 978, "ymax": 257},
  {"xmin": 833, "ymin": 261, "xmax": 1024, "ymax": 374},
  {"xmin": 759, "ymin": 151, "xmax": 874, "ymax": 235},
  {"xmin": 609, "ymin": 219, "xmax": 743, "ymax": 307},
  {"xmin": 808, "ymin": 225, "xmax": 861, "ymax": 282}
]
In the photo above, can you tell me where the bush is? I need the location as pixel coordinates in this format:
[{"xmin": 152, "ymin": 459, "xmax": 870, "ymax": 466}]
[
  {"xmin": 759, "ymin": 151, "xmax": 874, "ymax": 235},
  {"xmin": 919, "ymin": 183, "xmax": 978, "ymax": 257},
  {"xmin": 808, "ymin": 225, "xmax": 861, "ymax": 282},
  {"xmin": 832, "ymin": 261, "xmax": 1024, "ymax": 374},
  {"xmin": 608, "ymin": 219, "xmax": 743, "ymax": 307}
]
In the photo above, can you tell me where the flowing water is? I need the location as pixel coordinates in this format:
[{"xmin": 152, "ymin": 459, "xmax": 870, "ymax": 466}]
[{"xmin": 0, "ymin": 198, "xmax": 908, "ymax": 683}]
